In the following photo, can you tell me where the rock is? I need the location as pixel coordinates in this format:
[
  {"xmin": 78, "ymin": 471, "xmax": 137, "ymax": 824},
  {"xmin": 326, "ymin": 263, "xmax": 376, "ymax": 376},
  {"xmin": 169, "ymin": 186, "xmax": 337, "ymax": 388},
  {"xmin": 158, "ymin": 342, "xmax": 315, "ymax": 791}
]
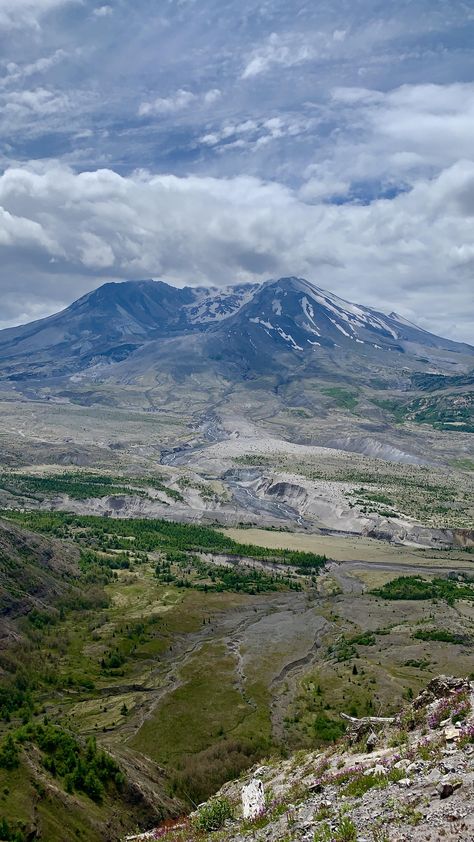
[
  {"xmin": 426, "ymin": 768, "xmax": 442, "ymax": 783},
  {"xmin": 438, "ymin": 778, "xmax": 462, "ymax": 799},
  {"xmin": 441, "ymin": 759, "xmax": 462, "ymax": 774},
  {"xmin": 242, "ymin": 778, "xmax": 265, "ymax": 820},
  {"xmin": 414, "ymin": 676, "xmax": 470, "ymax": 710},
  {"xmin": 394, "ymin": 759, "xmax": 410, "ymax": 770},
  {"xmin": 407, "ymin": 761, "xmax": 425, "ymax": 774},
  {"xmin": 444, "ymin": 725, "xmax": 461, "ymax": 741},
  {"xmin": 438, "ymin": 782, "xmax": 454, "ymax": 799},
  {"xmin": 308, "ymin": 780, "xmax": 323, "ymax": 793},
  {"xmin": 366, "ymin": 731, "xmax": 378, "ymax": 751},
  {"xmin": 372, "ymin": 764, "xmax": 386, "ymax": 777},
  {"xmin": 397, "ymin": 777, "xmax": 412, "ymax": 787},
  {"xmin": 253, "ymin": 766, "xmax": 268, "ymax": 777}
]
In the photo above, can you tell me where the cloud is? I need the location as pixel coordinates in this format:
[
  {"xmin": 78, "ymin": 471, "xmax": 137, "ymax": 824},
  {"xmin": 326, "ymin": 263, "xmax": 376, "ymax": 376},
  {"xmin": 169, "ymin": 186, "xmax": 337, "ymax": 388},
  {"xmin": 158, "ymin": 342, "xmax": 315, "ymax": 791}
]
[
  {"xmin": 0, "ymin": 1, "xmax": 473, "ymax": 346},
  {"xmin": 241, "ymin": 32, "xmax": 317, "ymax": 78},
  {"xmin": 138, "ymin": 89, "xmax": 195, "ymax": 117},
  {"xmin": 139, "ymin": 88, "xmax": 222, "ymax": 118},
  {"xmin": 0, "ymin": 0, "xmax": 77, "ymax": 30},
  {"xmin": 0, "ymin": 82, "xmax": 94, "ymax": 140},
  {"xmin": 240, "ymin": 24, "xmax": 388, "ymax": 79},
  {"xmin": 1, "ymin": 50, "xmax": 68, "ymax": 86},
  {"xmin": 200, "ymin": 115, "xmax": 313, "ymax": 151},
  {"xmin": 331, "ymin": 83, "xmax": 474, "ymax": 172},
  {"xmin": 298, "ymin": 82, "xmax": 474, "ymax": 201},
  {"xmin": 203, "ymin": 88, "xmax": 221, "ymax": 105},
  {"xmin": 298, "ymin": 178, "xmax": 351, "ymax": 202},
  {"xmin": 0, "ymin": 160, "xmax": 473, "ymax": 342},
  {"xmin": 2, "ymin": 86, "xmax": 71, "ymax": 115},
  {"xmin": 92, "ymin": 5, "xmax": 112, "ymax": 17}
]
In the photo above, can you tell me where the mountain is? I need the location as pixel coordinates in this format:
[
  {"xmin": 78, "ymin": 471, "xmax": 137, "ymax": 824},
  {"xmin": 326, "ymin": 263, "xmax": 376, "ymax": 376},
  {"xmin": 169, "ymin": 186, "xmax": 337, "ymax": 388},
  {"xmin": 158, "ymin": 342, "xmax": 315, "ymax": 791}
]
[
  {"xmin": 0, "ymin": 280, "xmax": 259, "ymax": 383},
  {"xmin": 0, "ymin": 277, "xmax": 472, "ymax": 388},
  {"xmin": 202, "ymin": 277, "xmax": 473, "ymax": 374}
]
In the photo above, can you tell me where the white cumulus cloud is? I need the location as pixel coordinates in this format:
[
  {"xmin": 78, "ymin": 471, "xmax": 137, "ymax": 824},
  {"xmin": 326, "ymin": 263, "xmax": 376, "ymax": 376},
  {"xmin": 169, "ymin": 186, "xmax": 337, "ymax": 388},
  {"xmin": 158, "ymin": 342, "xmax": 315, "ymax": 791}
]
[
  {"xmin": 0, "ymin": 160, "xmax": 473, "ymax": 342},
  {"xmin": 138, "ymin": 89, "xmax": 195, "ymax": 117}
]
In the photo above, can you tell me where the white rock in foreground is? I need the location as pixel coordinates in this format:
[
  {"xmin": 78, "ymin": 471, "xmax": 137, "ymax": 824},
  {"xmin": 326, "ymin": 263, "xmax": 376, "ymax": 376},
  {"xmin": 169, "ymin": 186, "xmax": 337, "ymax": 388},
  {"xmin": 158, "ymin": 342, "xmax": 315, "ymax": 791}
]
[{"xmin": 242, "ymin": 778, "xmax": 265, "ymax": 820}]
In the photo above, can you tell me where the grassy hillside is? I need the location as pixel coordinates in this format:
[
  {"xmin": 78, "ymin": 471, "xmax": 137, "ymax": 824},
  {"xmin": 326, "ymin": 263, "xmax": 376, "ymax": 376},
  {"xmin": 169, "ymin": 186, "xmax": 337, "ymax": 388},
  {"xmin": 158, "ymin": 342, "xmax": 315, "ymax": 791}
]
[
  {"xmin": 0, "ymin": 512, "xmax": 327, "ymax": 839},
  {"xmin": 1, "ymin": 506, "xmax": 473, "ymax": 840},
  {"xmin": 0, "ymin": 517, "xmax": 179, "ymax": 841}
]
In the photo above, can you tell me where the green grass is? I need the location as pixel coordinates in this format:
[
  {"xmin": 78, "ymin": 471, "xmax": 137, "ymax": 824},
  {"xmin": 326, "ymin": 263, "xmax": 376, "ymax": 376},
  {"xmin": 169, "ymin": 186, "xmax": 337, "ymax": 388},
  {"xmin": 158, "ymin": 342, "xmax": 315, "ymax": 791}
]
[
  {"xmin": 340, "ymin": 766, "xmax": 404, "ymax": 798},
  {"xmin": 2, "ymin": 510, "xmax": 327, "ymax": 572},
  {"xmin": 0, "ymin": 471, "xmax": 183, "ymax": 502},
  {"xmin": 0, "ymin": 735, "xmax": 144, "ymax": 842},
  {"xmin": 1, "ymin": 502, "xmax": 472, "ymax": 837},
  {"xmin": 321, "ymin": 387, "xmax": 358, "ymax": 411},
  {"xmin": 131, "ymin": 641, "xmax": 271, "ymax": 804},
  {"xmin": 371, "ymin": 575, "xmax": 474, "ymax": 604},
  {"xmin": 451, "ymin": 458, "xmax": 474, "ymax": 471},
  {"xmin": 412, "ymin": 629, "xmax": 469, "ymax": 644}
]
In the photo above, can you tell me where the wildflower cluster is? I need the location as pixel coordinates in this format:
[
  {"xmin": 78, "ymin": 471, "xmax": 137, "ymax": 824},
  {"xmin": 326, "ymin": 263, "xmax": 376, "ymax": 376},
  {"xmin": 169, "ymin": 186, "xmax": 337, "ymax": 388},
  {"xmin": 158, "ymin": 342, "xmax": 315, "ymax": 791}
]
[
  {"xmin": 311, "ymin": 753, "xmax": 406, "ymax": 799},
  {"xmin": 405, "ymin": 735, "xmax": 440, "ymax": 762},
  {"xmin": 427, "ymin": 688, "xmax": 471, "ymax": 729},
  {"xmin": 458, "ymin": 722, "xmax": 474, "ymax": 748},
  {"xmin": 241, "ymin": 791, "xmax": 306, "ymax": 832},
  {"xmin": 311, "ymin": 762, "xmax": 365, "ymax": 790}
]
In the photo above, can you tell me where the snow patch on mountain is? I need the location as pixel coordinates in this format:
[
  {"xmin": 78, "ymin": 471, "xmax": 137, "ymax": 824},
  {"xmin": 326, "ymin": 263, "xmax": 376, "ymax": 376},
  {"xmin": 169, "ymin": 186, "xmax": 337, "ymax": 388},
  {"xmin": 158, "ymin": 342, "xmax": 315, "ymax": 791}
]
[
  {"xmin": 185, "ymin": 284, "xmax": 258, "ymax": 324},
  {"xmin": 249, "ymin": 317, "xmax": 274, "ymax": 330},
  {"xmin": 276, "ymin": 327, "xmax": 303, "ymax": 351}
]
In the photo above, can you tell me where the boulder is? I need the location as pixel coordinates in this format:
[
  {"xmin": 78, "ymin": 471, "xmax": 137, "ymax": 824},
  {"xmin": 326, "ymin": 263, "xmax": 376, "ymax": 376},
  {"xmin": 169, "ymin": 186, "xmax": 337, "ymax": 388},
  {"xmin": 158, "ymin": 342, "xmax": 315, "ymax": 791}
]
[{"xmin": 242, "ymin": 778, "xmax": 265, "ymax": 820}]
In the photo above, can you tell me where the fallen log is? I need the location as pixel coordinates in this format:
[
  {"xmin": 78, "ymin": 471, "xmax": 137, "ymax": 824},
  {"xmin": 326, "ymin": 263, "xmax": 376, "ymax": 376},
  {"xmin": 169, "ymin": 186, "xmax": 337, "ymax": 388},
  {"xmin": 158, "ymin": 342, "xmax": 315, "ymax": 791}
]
[{"xmin": 340, "ymin": 713, "xmax": 395, "ymax": 724}]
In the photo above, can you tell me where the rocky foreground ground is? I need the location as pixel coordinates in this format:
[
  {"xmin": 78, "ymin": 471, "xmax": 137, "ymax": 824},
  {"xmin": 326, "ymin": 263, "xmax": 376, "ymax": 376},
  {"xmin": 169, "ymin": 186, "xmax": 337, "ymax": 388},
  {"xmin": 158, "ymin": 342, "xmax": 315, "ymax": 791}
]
[{"xmin": 127, "ymin": 675, "xmax": 474, "ymax": 842}]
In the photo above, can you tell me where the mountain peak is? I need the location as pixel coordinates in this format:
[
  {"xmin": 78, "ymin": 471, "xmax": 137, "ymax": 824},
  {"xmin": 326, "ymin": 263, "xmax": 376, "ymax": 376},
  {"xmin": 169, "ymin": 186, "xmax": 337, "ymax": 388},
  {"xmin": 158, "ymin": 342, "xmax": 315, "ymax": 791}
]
[{"xmin": 0, "ymin": 276, "xmax": 471, "ymax": 390}]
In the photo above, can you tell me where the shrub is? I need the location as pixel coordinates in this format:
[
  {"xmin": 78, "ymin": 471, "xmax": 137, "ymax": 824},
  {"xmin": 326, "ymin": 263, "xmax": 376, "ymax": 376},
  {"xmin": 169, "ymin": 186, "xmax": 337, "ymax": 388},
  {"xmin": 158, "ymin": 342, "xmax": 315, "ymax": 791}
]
[
  {"xmin": 170, "ymin": 738, "xmax": 260, "ymax": 805},
  {"xmin": 193, "ymin": 797, "xmax": 233, "ymax": 831},
  {"xmin": 313, "ymin": 713, "xmax": 346, "ymax": 743},
  {"xmin": 334, "ymin": 814, "xmax": 358, "ymax": 841},
  {"xmin": 0, "ymin": 735, "xmax": 19, "ymax": 770},
  {"xmin": 342, "ymin": 771, "xmax": 384, "ymax": 797},
  {"xmin": 314, "ymin": 813, "xmax": 358, "ymax": 842},
  {"xmin": 371, "ymin": 575, "xmax": 474, "ymax": 604},
  {"xmin": 413, "ymin": 629, "xmax": 467, "ymax": 644},
  {"xmin": 349, "ymin": 632, "xmax": 376, "ymax": 646},
  {"xmin": 0, "ymin": 818, "xmax": 26, "ymax": 842}
]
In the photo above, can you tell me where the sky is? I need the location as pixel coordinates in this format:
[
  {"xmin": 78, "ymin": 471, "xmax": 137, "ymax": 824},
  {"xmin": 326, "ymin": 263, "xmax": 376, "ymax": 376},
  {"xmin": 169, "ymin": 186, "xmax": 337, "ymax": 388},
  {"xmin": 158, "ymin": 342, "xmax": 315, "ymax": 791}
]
[{"xmin": 0, "ymin": 0, "xmax": 473, "ymax": 342}]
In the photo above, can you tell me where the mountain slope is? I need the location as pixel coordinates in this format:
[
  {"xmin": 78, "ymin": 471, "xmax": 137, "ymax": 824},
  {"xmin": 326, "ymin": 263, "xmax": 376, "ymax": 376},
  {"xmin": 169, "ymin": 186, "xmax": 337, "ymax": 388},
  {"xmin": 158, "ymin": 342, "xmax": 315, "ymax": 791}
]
[
  {"xmin": 141, "ymin": 676, "xmax": 474, "ymax": 842},
  {"xmin": 203, "ymin": 277, "xmax": 473, "ymax": 375},
  {"xmin": 0, "ymin": 278, "xmax": 472, "ymax": 414},
  {"xmin": 0, "ymin": 280, "xmax": 259, "ymax": 382},
  {"xmin": 0, "ymin": 277, "xmax": 474, "ymax": 450}
]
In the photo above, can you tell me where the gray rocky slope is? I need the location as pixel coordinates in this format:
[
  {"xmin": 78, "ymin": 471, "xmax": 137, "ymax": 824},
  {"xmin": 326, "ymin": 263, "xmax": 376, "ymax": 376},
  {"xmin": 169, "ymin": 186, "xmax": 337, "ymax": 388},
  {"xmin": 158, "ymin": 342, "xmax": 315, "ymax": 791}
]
[
  {"xmin": 0, "ymin": 277, "xmax": 472, "ymax": 389},
  {"xmin": 128, "ymin": 675, "xmax": 474, "ymax": 842}
]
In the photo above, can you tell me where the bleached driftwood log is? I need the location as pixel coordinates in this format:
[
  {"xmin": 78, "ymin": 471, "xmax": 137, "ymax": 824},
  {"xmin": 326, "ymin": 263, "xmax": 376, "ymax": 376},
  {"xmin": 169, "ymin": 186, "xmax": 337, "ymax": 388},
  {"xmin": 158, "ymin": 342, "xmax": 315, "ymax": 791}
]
[
  {"xmin": 340, "ymin": 713, "xmax": 396, "ymax": 725},
  {"xmin": 340, "ymin": 712, "xmax": 395, "ymax": 746}
]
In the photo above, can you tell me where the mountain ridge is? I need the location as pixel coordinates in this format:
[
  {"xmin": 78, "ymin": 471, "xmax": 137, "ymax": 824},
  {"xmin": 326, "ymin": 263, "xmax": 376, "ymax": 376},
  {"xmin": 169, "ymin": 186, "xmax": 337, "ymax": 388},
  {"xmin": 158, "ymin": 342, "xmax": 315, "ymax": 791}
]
[
  {"xmin": 0, "ymin": 277, "xmax": 473, "ymax": 462},
  {"xmin": 0, "ymin": 277, "xmax": 472, "ymax": 392}
]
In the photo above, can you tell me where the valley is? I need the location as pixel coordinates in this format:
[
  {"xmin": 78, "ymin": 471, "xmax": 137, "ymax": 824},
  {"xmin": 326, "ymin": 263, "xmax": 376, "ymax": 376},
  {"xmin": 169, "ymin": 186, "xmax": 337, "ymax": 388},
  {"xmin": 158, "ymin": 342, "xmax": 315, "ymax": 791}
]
[
  {"xmin": 0, "ymin": 441, "xmax": 472, "ymax": 840},
  {"xmin": 0, "ymin": 277, "xmax": 472, "ymax": 840}
]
